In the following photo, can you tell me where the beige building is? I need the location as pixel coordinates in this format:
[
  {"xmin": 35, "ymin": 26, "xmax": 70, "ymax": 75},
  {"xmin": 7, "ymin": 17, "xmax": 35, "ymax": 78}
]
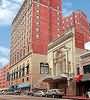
[{"xmin": 43, "ymin": 28, "xmax": 86, "ymax": 95}]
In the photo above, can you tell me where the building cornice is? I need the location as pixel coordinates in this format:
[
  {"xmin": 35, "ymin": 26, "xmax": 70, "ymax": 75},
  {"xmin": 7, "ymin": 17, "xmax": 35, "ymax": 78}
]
[
  {"xmin": 12, "ymin": 0, "xmax": 26, "ymax": 25},
  {"xmin": 80, "ymin": 51, "xmax": 90, "ymax": 59},
  {"xmin": 48, "ymin": 28, "xmax": 74, "ymax": 50}
]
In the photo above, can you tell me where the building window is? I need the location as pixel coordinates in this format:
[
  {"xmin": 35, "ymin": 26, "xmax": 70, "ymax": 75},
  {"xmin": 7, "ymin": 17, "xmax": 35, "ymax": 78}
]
[
  {"xmin": 57, "ymin": 33, "xmax": 60, "ymax": 37},
  {"xmin": 22, "ymin": 78, "xmax": 24, "ymax": 83},
  {"xmin": 36, "ymin": 34, "xmax": 40, "ymax": 39},
  {"xmin": 57, "ymin": 12, "xmax": 60, "ymax": 15},
  {"xmin": 22, "ymin": 67, "xmax": 25, "ymax": 77},
  {"xmin": 19, "ymin": 67, "xmax": 21, "ymax": 78},
  {"xmin": 83, "ymin": 65, "xmax": 90, "ymax": 74},
  {"xmin": 13, "ymin": 71, "xmax": 15, "ymax": 80},
  {"xmin": 40, "ymin": 63, "xmax": 49, "ymax": 74},
  {"xmin": 16, "ymin": 71, "xmax": 18, "ymax": 79},
  {"xmin": 28, "ymin": 45, "xmax": 29, "ymax": 53},
  {"xmin": 36, "ymin": 15, "xmax": 39, "ymax": 19},
  {"xmin": 36, "ymin": 22, "xmax": 40, "ymax": 25},
  {"xmin": 27, "ymin": 77, "xmax": 29, "ymax": 81},
  {"xmin": 7, "ymin": 72, "xmax": 10, "ymax": 81},
  {"xmin": 23, "ymin": 49, "xmax": 25, "ymax": 56},
  {"xmin": 22, "ymin": 64, "xmax": 25, "ymax": 77},
  {"xmin": 36, "ymin": 27, "xmax": 39, "ymax": 32},
  {"xmin": 57, "ymin": 22, "xmax": 60, "ymax": 25},
  {"xmin": 26, "ymin": 64, "xmax": 29, "ymax": 75}
]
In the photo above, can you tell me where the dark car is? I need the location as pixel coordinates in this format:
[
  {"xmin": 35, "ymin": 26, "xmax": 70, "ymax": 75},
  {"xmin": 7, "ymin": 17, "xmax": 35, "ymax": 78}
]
[{"xmin": 46, "ymin": 89, "xmax": 64, "ymax": 98}]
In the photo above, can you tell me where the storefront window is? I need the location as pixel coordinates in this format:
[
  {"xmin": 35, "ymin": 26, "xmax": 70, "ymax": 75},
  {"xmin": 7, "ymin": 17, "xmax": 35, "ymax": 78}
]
[{"xmin": 83, "ymin": 65, "xmax": 90, "ymax": 74}]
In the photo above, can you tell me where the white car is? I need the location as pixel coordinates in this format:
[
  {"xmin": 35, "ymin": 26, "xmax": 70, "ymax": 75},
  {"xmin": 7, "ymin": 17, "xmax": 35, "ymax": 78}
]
[
  {"xmin": 86, "ymin": 91, "xmax": 90, "ymax": 98},
  {"xmin": 33, "ymin": 91, "xmax": 45, "ymax": 97},
  {"xmin": 46, "ymin": 89, "xmax": 64, "ymax": 98}
]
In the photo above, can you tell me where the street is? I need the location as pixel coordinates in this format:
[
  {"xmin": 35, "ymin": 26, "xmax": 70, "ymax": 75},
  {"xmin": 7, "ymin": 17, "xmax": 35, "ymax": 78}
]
[{"xmin": 0, "ymin": 95, "xmax": 72, "ymax": 100}]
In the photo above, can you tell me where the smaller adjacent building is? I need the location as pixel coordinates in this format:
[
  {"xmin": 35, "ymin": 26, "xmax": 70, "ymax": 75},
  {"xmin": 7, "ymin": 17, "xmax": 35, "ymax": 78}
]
[
  {"xmin": 75, "ymin": 51, "xmax": 90, "ymax": 96},
  {"xmin": 42, "ymin": 27, "xmax": 88, "ymax": 96},
  {"xmin": 0, "ymin": 64, "xmax": 10, "ymax": 91}
]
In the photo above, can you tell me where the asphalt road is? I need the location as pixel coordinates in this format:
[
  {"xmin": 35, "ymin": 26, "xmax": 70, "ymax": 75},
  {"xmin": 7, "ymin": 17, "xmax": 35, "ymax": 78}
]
[{"xmin": 0, "ymin": 95, "xmax": 72, "ymax": 100}]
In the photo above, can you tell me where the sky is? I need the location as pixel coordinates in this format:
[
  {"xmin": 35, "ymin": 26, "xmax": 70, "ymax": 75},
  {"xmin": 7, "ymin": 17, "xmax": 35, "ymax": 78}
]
[{"xmin": 0, "ymin": 0, "xmax": 90, "ymax": 67}]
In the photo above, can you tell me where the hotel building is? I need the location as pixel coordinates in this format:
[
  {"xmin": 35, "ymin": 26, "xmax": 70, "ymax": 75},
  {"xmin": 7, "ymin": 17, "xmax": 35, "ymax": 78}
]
[
  {"xmin": 9, "ymin": 0, "xmax": 90, "ymax": 96},
  {"xmin": 9, "ymin": 0, "xmax": 62, "ymax": 90}
]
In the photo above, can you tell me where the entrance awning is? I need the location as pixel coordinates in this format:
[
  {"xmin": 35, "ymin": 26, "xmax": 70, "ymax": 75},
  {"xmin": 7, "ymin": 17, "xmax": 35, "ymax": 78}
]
[
  {"xmin": 17, "ymin": 83, "xmax": 31, "ymax": 89},
  {"xmin": 43, "ymin": 74, "xmax": 68, "ymax": 83},
  {"xmin": 43, "ymin": 75, "xmax": 53, "ymax": 82}
]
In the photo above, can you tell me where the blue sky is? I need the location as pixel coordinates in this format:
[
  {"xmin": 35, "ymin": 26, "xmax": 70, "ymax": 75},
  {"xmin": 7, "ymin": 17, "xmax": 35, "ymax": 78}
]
[{"xmin": 0, "ymin": 0, "xmax": 90, "ymax": 67}]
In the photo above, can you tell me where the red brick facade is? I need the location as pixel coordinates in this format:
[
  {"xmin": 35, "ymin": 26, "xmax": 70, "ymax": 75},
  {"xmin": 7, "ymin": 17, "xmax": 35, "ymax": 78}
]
[
  {"xmin": 32, "ymin": 0, "xmax": 62, "ymax": 54},
  {"xmin": 62, "ymin": 11, "xmax": 90, "ymax": 49},
  {"xmin": 0, "ymin": 64, "xmax": 10, "ymax": 89}
]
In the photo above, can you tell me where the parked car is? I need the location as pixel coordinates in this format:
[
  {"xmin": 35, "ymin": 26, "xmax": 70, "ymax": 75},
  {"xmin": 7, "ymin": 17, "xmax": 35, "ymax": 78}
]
[
  {"xmin": 6, "ymin": 91, "xmax": 15, "ymax": 95},
  {"xmin": 45, "ymin": 89, "xmax": 64, "ymax": 98},
  {"xmin": 14, "ymin": 90, "xmax": 21, "ymax": 95},
  {"xmin": 25, "ymin": 91, "xmax": 34, "ymax": 96},
  {"xmin": 33, "ymin": 91, "xmax": 46, "ymax": 97},
  {"xmin": 86, "ymin": 89, "xmax": 90, "ymax": 98}
]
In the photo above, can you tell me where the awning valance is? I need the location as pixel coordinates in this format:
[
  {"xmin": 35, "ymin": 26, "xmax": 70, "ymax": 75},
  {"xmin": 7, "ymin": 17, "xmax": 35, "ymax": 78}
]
[{"xmin": 17, "ymin": 83, "xmax": 31, "ymax": 89}]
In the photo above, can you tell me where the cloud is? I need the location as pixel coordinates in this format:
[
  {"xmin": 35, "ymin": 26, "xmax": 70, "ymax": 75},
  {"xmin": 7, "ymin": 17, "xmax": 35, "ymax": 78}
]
[
  {"xmin": 0, "ymin": 0, "xmax": 23, "ymax": 25},
  {"xmin": 0, "ymin": 46, "xmax": 10, "ymax": 67}
]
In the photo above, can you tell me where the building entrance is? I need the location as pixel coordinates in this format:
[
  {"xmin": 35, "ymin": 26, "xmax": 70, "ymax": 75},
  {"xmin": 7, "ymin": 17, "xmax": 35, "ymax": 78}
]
[{"xmin": 76, "ymin": 81, "xmax": 90, "ymax": 96}]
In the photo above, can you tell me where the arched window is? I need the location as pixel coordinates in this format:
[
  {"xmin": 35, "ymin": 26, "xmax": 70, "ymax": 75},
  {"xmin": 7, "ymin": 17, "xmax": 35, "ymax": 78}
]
[
  {"xmin": 26, "ymin": 64, "xmax": 29, "ymax": 75},
  {"xmin": 19, "ymin": 66, "xmax": 21, "ymax": 78},
  {"xmin": 22, "ymin": 64, "xmax": 25, "ymax": 77}
]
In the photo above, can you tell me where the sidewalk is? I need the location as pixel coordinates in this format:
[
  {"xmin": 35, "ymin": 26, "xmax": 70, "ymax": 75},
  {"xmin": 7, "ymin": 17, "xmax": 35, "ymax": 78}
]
[{"xmin": 63, "ymin": 95, "xmax": 90, "ymax": 100}]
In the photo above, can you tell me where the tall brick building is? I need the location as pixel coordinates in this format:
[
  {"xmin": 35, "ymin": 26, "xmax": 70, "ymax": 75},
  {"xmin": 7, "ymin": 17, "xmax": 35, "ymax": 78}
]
[
  {"xmin": 9, "ymin": 0, "xmax": 62, "ymax": 90},
  {"xmin": 62, "ymin": 10, "xmax": 90, "ymax": 49}
]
